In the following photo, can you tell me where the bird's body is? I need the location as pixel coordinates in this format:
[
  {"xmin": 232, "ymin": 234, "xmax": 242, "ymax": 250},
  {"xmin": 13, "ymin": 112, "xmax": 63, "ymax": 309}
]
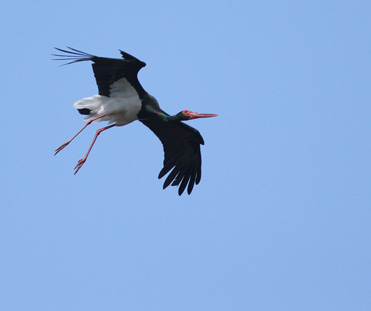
[
  {"xmin": 54, "ymin": 47, "xmax": 217, "ymax": 195},
  {"xmin": 74, "ymin": 77, "xmax": 142, "ymax": 126}
]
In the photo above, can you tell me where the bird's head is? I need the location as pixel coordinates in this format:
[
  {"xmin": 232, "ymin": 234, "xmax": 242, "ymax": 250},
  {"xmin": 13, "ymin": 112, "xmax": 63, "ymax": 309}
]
[{"xmin": 176, "ymin": 110, "xmax": 218, "ymax": 121}]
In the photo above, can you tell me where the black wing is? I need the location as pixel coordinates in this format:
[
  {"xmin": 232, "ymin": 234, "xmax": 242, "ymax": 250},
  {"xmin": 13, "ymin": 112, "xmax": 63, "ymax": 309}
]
[
  {"xmin": 53, "ymin": 47, "xmax": 147, "ymax": 98},
  {"xmin": 140, "ymin": 115, "xmax": 204, "ymax": 195}
]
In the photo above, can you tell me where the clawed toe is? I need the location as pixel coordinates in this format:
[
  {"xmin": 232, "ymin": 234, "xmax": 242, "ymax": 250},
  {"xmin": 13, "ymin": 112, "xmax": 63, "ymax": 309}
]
[
  {"xmin": 74, "ymin": 158, "xmax": 86, "ymax": 175},
  {"xmin": 54, "ymin": 142, "xmax": 69, "ymax": 155}
]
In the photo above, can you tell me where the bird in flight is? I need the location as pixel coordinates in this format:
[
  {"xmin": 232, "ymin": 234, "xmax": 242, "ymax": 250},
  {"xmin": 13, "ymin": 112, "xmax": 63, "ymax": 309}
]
[{"xmin": 53, "ymin": 47, "xmax": 217, "ymax": 195}]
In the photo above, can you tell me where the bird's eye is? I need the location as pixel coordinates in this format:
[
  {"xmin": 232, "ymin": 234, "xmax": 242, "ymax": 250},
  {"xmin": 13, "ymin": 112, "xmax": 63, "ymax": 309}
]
[{"xmin": 183, "ymin": 110, "xmax": 191, "ymax": 115}]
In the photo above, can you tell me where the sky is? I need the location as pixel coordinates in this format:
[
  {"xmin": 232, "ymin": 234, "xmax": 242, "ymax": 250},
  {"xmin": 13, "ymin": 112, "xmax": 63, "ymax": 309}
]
[{"xmin": 0, "ymin": 0, "xmax": 370, "ymax": 310}]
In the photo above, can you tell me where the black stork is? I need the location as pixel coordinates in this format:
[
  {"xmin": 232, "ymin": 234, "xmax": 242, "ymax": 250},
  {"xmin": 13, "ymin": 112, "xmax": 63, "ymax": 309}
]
[{"xmin": 53, "ymin": 47, "xmax": 217, "ymax": 195}]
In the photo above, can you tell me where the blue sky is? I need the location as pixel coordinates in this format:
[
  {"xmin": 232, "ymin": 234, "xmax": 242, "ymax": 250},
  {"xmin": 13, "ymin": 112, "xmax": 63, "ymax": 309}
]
[{"xmin": 1, "ymin": 1, "xmax": 370, "ymax": 310}]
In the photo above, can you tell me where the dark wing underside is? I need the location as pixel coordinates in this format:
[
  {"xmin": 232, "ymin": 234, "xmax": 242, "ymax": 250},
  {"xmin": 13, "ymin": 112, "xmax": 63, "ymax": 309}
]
[
  {"xmin": 140, "ymin": 116, "xmax": 204, "ymax": 195},
  {"xmin": 53, "ymin": 47, "xmax": 146, "ymax": 97}
]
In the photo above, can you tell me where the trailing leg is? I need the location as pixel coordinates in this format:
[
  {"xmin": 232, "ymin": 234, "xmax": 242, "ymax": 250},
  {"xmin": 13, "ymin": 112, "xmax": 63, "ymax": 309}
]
[
  {"xmin": 54, "ymin": 114, "xmax": 106, "ymax": 155},
  {"xmin": 74, "ymin": 124, "xmax": 116, "ymax": 174}
]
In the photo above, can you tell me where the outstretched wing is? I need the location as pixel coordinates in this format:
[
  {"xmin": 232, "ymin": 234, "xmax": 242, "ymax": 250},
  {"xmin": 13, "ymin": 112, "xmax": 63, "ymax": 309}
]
[
  {"xmin": 53, "ymin": 47, "xmax": 147, "ymax": 98},
  {"xmin": 140, "ymin": 116, "xmax": 204, "ymax": 195}
]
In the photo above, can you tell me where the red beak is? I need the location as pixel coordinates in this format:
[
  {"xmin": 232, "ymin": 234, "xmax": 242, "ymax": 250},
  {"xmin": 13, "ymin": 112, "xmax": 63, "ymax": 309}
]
[{"xmin": 189, "ymin": 112, "xmax": 218, "ymax": 120}]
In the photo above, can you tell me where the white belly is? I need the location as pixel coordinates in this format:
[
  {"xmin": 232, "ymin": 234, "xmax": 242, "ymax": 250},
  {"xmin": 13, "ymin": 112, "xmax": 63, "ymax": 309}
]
[{"xmin": 73, "ymin": 78, "xmax": 142, "ymax": 126}]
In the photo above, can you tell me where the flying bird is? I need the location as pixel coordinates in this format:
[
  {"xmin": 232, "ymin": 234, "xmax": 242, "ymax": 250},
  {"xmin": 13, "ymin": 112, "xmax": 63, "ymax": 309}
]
[{"xmin": 53, "ymin": 47, "xmax": 217, "ymax": 195}]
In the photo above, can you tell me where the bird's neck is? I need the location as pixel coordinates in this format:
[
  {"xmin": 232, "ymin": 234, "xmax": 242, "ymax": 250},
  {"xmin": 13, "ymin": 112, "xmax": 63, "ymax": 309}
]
[
  {"xmin": 139, "ymin": 104, "xmax": 184, "ymax": 122},
  {"xmin": 156, "ymin": 112, "xmax": 182, "ymax": 122}
]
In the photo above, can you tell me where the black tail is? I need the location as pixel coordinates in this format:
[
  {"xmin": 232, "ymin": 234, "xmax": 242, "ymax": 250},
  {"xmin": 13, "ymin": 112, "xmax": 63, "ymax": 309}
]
[{"xmin": 77, "ymin": 108, "xmax": 91, "ymax": 115}]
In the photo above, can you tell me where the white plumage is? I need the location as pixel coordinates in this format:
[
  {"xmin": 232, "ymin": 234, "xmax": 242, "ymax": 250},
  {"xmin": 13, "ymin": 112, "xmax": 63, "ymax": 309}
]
[{"xmin": 73, "ymin": 77, "xmax": 142, "ymax": 126}]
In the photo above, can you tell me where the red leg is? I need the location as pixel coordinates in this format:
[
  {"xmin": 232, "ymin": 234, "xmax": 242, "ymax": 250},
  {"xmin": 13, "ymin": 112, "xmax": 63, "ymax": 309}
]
[
  {"xmin": 74, "ymin": 124, "xmax": 116, "ymax": 175},
  {"xmin": 54, "ymin": 114, "xmax": 107, "ymax": 156}
]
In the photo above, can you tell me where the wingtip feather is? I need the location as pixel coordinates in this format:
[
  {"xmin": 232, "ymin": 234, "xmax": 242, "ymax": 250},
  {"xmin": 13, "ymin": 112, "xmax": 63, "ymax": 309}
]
[{"xmin": 52, "ymin": 47, "xmax": 94, "ymax": 65}]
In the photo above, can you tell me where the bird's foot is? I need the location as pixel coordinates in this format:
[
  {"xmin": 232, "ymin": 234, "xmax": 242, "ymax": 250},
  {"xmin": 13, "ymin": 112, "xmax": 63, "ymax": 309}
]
[
  {"xmin": 74, "ymin": 158, "xmax": 86, "ymax": 175},
  {"xmin": 54, "ymin": 142, "xmax": 70, "ymax": 156}
]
